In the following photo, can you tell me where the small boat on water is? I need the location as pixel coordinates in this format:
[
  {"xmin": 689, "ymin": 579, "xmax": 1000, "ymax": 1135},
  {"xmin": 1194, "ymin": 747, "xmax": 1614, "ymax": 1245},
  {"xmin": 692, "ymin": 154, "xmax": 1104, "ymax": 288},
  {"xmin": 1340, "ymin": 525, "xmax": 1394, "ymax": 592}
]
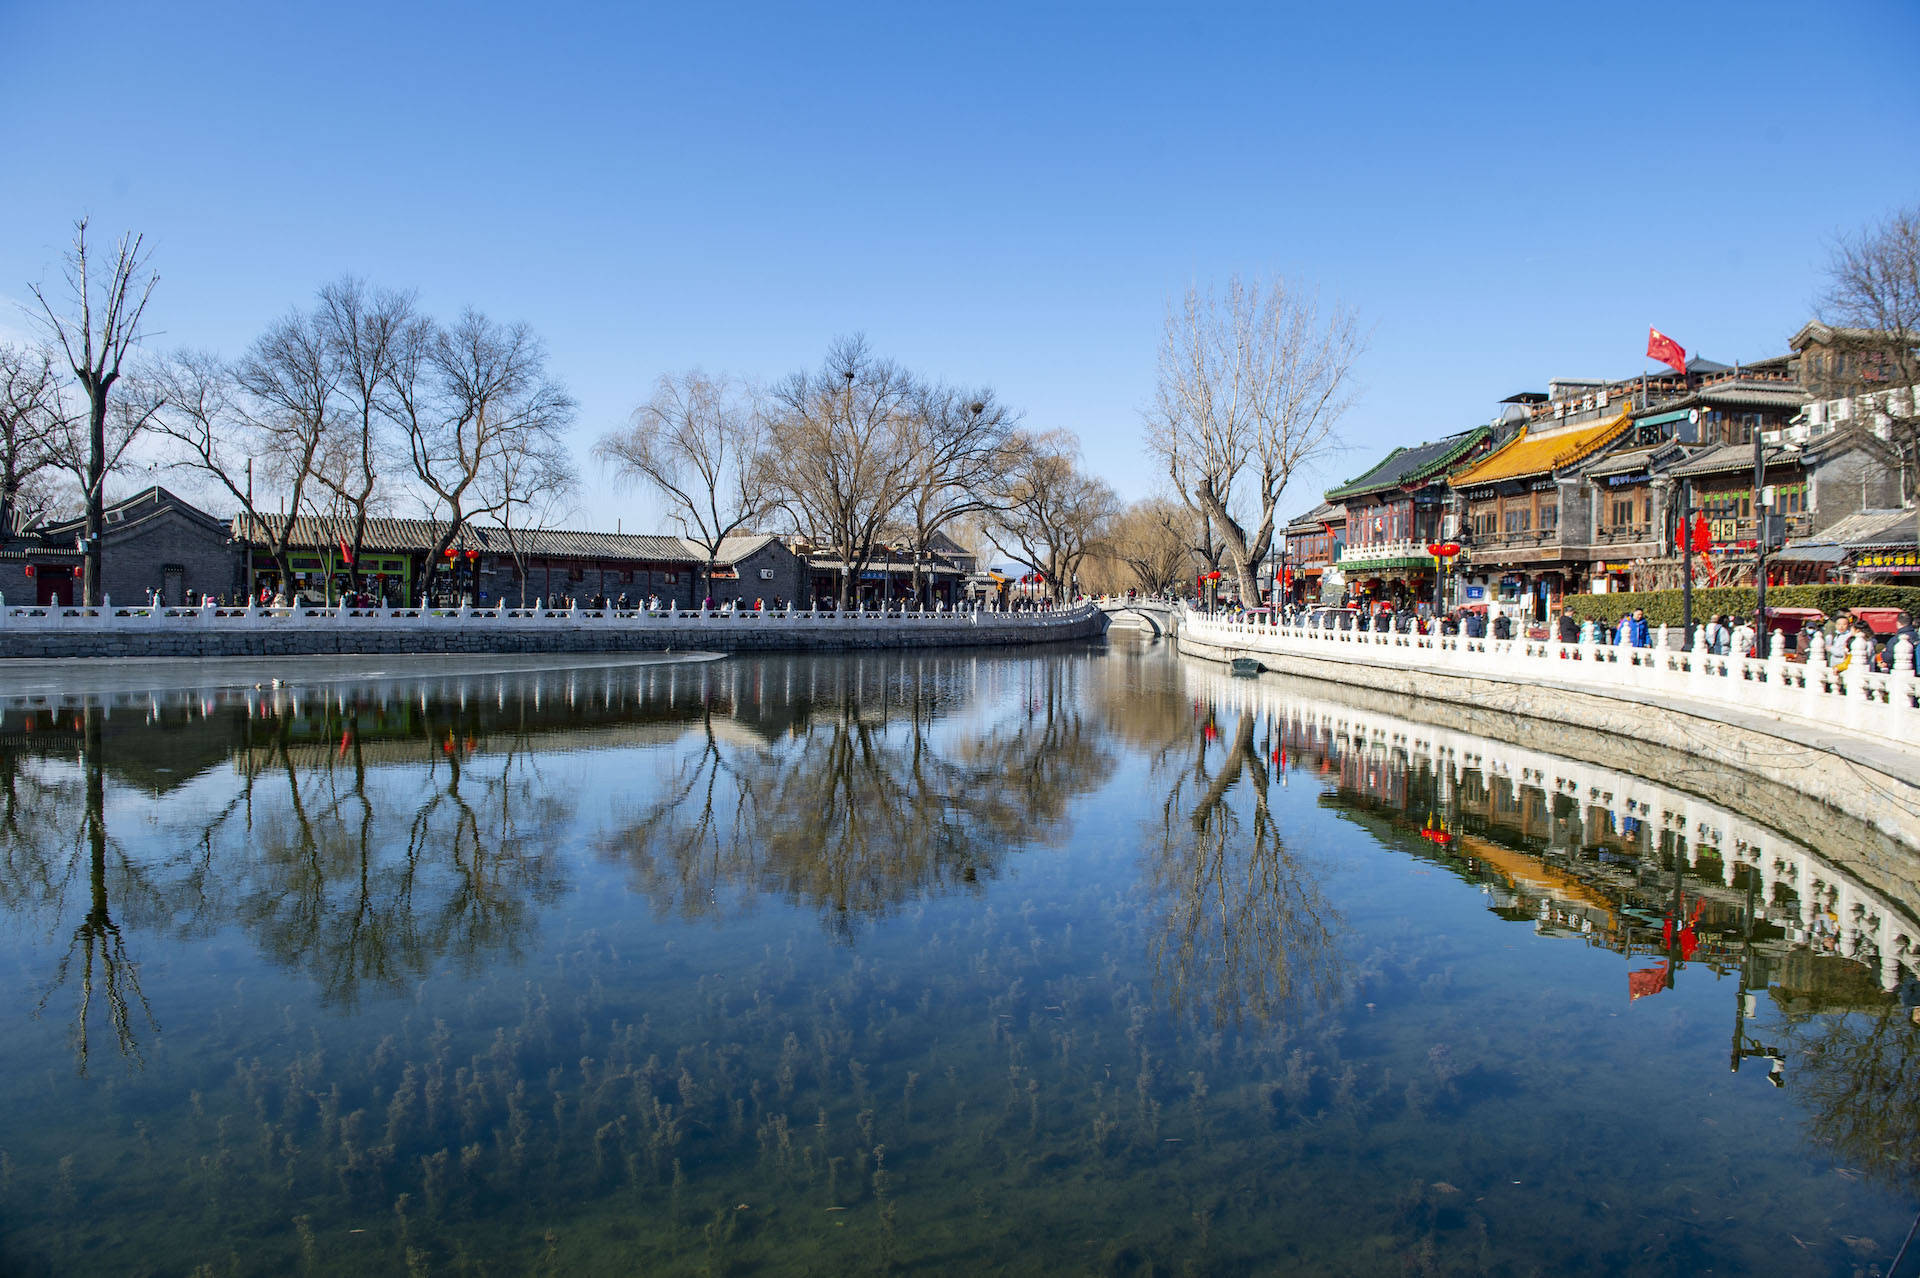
[{"xmin": 1230, "ymin": 657, "xmax": 1264, "ymax": 677}]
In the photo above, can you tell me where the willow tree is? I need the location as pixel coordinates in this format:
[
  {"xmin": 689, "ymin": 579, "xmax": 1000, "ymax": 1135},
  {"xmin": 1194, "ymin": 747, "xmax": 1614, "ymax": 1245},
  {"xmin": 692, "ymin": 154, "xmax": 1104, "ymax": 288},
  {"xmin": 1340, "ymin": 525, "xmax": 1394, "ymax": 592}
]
[
  {"xmin": 596, "ymin": 370, "xmax": 769, "ymax": 604},
  {"xmin": 988, "ymin": 431, "xmax": 1117, "ymax": 602}
]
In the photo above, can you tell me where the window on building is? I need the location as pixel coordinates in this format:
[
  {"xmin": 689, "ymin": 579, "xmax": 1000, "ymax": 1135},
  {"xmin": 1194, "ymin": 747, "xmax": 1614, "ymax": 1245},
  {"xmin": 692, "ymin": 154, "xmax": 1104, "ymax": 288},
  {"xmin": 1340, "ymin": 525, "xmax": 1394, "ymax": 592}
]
[
  {"xmin": 1503, "ymin": 507, "xmax": 1531, "ymax": 534},
  {"xmin": 1538, "ymin": 501, "xmax": 1559, "ymax": 533}
]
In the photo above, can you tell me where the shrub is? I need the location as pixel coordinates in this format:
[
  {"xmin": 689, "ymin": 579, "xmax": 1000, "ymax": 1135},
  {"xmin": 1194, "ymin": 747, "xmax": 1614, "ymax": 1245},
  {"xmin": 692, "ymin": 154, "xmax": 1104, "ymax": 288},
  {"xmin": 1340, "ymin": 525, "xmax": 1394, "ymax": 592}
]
[{"xmin": 1560, "ymin": 584, "xmax": 1920, "ymax": 628}]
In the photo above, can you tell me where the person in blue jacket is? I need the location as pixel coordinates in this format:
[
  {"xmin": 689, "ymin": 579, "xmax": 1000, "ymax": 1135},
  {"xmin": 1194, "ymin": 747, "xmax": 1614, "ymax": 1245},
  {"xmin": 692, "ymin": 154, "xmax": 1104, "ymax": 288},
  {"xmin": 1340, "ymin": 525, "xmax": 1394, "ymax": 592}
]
[{"xmin": 1615, "ymin": 608, "xmax": 1651, "ymax": 648}]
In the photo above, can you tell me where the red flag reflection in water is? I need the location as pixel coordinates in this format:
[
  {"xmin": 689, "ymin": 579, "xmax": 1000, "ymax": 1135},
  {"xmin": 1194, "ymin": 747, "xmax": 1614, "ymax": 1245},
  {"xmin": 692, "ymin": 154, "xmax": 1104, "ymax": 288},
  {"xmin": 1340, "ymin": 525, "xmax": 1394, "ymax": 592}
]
[{"xmin": 1629, "ymin": 963, "xmax": 1670, "ymax": 1001}]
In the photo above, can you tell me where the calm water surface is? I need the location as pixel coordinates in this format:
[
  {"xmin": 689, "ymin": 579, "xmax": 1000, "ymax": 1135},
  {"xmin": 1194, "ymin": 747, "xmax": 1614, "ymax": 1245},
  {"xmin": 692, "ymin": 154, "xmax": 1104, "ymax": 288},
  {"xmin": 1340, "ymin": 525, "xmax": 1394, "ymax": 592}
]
[{"xmin": 2, "ymin": 641, "xmax": 1918, "ymax": 1276}]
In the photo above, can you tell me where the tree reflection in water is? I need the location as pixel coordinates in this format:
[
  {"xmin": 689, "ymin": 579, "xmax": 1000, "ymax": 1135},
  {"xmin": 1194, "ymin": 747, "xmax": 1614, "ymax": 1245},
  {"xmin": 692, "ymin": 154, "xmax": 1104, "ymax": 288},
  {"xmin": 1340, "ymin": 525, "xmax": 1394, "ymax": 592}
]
[
  {"xmin": 1145, "ymin": 701, "xmax": 1342, "ymax": 1027},
  {"xmin": 599, "ymin": 655, "xmax": 1114, "ymax": 937},
  {"xmin": 31, "ymin": 707, "xmax": 159, "ymax": 1074},
  {"xmin": 0, "ymin": 678, "xmax": 582, "ymax": 1071},
  {"xmin": 219, "ymin": 706, "xmax": 573, "ymax": 1008},
  {"xmin": 1777, "ymin": 993, "xmax": 1920, "ymax": 1194}
]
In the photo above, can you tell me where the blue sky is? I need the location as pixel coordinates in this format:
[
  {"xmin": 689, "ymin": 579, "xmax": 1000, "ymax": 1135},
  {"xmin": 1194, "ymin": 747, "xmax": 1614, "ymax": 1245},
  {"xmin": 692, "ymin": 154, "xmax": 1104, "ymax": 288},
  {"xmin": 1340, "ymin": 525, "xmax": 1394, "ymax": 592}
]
[{"xmin": 4, "ymin": 0, "xmax": 1916, "ymax": 531}]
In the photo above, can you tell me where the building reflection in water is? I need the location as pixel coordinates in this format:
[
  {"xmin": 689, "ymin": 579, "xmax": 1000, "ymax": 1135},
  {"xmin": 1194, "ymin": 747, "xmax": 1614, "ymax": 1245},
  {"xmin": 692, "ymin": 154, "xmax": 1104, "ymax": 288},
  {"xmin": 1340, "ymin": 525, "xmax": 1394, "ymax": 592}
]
[
  {"xmin": 1189, "ymin": 663, "xmax": 1920, "ymax": 1192},
  {"xmin": 11, "ymin": 647, "xmax": 1920, "ymax": 1200},
  {"xmin": 0, "ymin": 653, "xmax": 1125, "ymax": 1072}
]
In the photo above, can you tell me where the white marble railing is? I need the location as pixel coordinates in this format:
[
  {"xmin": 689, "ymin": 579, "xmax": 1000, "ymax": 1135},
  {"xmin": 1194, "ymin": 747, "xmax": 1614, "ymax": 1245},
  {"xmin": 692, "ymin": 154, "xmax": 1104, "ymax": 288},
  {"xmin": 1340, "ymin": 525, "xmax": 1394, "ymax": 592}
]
[
  {"xmin": 1179, "ymin": 607, "xmax": 1920, "ymax": 748},
  {"xmin": 1193, "ymin": 666, "xmax": 1920, "ymax": 989},
  {"xmin": 0, "ymin": 594, "xmax": 1100, "ymax": 634}
]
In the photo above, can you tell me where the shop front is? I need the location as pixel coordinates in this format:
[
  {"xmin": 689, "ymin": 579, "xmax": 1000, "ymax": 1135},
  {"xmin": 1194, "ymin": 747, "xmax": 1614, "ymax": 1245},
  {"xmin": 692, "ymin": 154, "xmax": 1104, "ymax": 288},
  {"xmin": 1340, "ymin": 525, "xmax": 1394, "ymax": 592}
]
[
  {"xmin": 1594, "ymin": 560, "xmax": 1634, "ymax": 594},
  {"xmin": 248, "ymin": 548, "xmax": 420, "ymax": 605}
]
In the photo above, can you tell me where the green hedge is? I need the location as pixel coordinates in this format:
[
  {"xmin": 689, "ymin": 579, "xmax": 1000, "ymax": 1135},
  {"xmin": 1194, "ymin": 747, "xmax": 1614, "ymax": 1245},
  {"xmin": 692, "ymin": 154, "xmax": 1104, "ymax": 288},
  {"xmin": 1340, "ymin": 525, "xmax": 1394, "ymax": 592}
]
[{"xmin": 1561, "ymin": 585, "xmax": 1920, "ymax": 628}]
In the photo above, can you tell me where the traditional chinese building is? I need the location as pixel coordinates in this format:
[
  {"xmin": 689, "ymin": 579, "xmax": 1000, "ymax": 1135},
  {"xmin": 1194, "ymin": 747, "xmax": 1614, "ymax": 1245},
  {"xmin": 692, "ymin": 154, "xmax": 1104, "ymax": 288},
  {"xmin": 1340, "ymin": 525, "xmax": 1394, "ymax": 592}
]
[
  {"xmin": 234, "ymin": 515, "xmax": 805, "ymax": 607},
  {"xmin": 1324, "ymin": 427, "xmax": 1491, "ymax": 610},
  {"xmin": 1448, "ymin": 403, "xmax": 1634, "ymax": 622},
  {"xmin": 1281, "ymin": 502, "xmax": 1346, "ymax": 605}
]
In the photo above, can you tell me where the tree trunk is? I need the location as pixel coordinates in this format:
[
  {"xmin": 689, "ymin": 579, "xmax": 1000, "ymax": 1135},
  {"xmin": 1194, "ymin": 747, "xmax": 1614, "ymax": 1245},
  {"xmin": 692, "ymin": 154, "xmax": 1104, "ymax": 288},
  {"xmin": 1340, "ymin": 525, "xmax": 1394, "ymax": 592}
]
[{"xmin": 84, "ymin": 392, "xmax": 106, "ymax": 606}]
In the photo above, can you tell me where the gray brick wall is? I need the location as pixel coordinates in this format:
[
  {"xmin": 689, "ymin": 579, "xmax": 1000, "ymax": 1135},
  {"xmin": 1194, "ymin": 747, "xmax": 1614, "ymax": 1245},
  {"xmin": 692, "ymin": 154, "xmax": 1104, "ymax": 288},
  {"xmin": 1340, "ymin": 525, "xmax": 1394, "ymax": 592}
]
[
  {"xmin": 99, "ymin": 509, "xmax": 244, "ymax": 605},
  {"xmin": 712, "ymin": 540, "xmax": 805, "ymax": 608}
]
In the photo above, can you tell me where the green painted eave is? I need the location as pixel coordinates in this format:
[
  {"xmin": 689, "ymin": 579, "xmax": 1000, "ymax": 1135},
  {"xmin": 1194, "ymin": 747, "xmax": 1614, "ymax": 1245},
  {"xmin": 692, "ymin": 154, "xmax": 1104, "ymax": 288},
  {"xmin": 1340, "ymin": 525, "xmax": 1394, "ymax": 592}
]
[{"xmin": 1325, "ymin": 426, "xmax": 1493, "ymax": 501}]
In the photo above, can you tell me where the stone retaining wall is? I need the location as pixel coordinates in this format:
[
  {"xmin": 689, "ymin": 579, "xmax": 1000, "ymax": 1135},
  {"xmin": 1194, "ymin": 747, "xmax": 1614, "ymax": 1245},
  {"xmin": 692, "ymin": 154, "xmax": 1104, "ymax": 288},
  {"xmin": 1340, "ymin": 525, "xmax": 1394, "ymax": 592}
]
[
  {"xmin": 1178, "ymin": 626, "xmax": 1920, "ymax": 850},
  {"xmin": 0, "ymin": 608, "xmax": 1109, "ymax": 660}
]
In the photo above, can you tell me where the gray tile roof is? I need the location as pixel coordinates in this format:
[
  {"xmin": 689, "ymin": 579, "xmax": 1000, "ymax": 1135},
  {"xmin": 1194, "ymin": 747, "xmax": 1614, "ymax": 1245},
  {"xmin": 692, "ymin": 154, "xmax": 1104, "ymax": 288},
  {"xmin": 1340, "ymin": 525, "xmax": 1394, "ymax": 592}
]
[
  {"xmin": 1818, "ymin": 508, "xmax": 1916, "ymax": 549},
  {"xmin": 1326, "ymin": 428, "xmax": 1490, "ymax": 501},
  {"xmin": 232, "ymin": 513, "xmax": 773, "ymax": 564},
  {"xmin": 1665, "ymin": 441, "xmax": 1800, "ymax": 479},
  {"xmin": 1581, "ymin": 446, "xmax": 1661, "ymax": 478},
  {"xmin": 1284, "ymin": 502, "xmax": 1345, "ymax": 534}
]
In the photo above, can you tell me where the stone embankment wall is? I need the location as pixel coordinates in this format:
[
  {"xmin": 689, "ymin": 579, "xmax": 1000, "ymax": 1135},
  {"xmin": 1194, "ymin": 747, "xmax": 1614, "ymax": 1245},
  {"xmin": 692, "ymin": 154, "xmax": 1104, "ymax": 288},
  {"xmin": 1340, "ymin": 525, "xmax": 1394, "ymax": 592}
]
[
  {"xmin": 1176, "ymin": 617, "xmax": 1920, "ymax": 849},
  {"xmin": 0, "ymin": 605, "xmax": 1109, "ymax": 660}
]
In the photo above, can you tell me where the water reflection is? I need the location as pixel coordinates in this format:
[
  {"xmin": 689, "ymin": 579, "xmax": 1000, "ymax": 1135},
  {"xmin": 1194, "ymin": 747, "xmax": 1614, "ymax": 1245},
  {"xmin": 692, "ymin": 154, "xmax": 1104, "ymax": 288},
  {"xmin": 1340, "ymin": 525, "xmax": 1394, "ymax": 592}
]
[
  {"xmin": 1143, "ymin": 699, "xmax": 1341, "ymax": 1026},
  {"xmin": 5, "ymin": 651, "xmax": 1920, "ymax": 1272},
  {"xmin": 598, "ymin": 656, "xmax": 1113, "ymax": 935},
  {"xmin": 33, "ymin": 708, "xmax": 158, "ymax": 1074}
]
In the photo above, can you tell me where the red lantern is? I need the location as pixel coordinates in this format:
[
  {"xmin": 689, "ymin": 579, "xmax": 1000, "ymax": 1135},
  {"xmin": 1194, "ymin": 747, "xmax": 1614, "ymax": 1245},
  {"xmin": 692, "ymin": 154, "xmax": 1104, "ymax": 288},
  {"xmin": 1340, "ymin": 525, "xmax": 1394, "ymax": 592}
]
[
  {"xmin": 465, "ymin": 550, "xmax": 478, "ymax": 560},
  {"xmin": 444, "ymin": 547, "xmax": 458, "ymax": 559},
  {"xmin": 23, "ymin": 565, "xmax": 34, "ymax": 578},
  {"xmin": 1426, "ymin": 542, "xmax": 1462, "ymax": 559}
]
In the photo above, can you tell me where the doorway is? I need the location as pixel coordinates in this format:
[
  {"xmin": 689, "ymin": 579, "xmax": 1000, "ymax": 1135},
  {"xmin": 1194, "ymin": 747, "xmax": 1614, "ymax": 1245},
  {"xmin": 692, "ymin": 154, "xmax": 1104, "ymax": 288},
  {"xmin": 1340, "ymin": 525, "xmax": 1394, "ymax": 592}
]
[{"xmin": 34, "ymin": 567, "xmax": 75, "ymax": 606}]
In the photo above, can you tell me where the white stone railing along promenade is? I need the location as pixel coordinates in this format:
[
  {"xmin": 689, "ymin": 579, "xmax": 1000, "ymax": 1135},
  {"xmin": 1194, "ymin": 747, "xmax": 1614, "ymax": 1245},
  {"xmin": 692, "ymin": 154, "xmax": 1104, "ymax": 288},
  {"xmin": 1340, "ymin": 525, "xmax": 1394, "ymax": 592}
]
[
  {"xmin": 0, "ymin": 594, "xmax": 1100, "ymax": 637},
  {"xmin": 1179, "ymin": 607, "xmax": 1920, "ymax": 747}
]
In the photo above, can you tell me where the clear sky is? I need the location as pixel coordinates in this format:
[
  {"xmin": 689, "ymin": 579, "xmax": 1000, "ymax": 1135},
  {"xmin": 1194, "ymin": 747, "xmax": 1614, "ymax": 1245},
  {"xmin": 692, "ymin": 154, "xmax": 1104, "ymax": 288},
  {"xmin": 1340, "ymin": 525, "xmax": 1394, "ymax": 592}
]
[{"xmin": 4, "ymin": 0, "xmax": 1916, "ymax": 531}]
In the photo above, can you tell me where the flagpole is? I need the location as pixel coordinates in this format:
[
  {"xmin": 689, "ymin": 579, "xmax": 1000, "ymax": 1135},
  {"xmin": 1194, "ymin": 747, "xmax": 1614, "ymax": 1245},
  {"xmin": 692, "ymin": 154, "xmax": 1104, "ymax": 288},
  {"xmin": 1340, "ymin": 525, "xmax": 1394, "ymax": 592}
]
[{"xmin": 1681, "ymin": 484, "xmax": 1694, "ymax": 641}]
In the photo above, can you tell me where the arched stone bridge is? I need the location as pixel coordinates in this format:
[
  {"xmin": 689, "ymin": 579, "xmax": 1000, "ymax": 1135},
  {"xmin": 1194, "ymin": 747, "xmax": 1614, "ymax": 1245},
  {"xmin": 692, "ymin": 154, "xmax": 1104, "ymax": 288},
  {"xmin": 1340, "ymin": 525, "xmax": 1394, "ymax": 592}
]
[{"xmin": 1094, "ymin": 598, "xmax": 1179, "ymax": 637}]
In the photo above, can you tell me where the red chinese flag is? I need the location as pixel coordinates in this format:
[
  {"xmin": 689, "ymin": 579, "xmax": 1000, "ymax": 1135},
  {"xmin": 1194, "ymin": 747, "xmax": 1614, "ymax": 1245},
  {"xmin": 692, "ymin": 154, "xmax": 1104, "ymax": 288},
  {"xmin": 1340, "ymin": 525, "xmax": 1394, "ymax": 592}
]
[
  {"xmin": 1690, "ymin": 514, "xmax": 1712, "ymax": 553},
  {"xmin": 1647, "ymin": 327, "xmax": 1687, "ymax": 375},
  {"xmin": 338, "ymin": 537, "xmax": 354, "ymax": 565}
]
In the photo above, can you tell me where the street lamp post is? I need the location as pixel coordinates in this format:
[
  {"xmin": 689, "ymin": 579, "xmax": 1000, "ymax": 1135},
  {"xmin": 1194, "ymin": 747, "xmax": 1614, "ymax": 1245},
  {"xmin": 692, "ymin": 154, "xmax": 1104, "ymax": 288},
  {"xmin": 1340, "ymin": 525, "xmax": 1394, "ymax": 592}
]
[{"xmin": 1426, "ymin": 542, "xmax": 1462, "ymax": 616}]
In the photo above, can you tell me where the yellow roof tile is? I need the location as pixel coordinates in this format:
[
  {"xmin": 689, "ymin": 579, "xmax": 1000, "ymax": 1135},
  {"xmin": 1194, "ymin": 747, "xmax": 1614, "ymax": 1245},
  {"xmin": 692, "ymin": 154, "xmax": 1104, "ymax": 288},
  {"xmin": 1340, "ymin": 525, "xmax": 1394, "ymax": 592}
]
[{"xmin": 1448, "ymin": 407, "xmax": 1633, "ymax": 488}]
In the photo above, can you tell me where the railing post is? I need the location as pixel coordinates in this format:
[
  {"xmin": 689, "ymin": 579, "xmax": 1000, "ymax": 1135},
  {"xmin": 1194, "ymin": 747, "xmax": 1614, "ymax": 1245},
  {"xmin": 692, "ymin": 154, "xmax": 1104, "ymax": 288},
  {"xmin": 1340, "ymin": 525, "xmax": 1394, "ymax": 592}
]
[
  {"xmin": 1851, "ymin": 635, "xmax": 1877, "ymax": 734},
  {"xmin": 1890, "ymin": 636, "xmax": 1917, "ymax": 742},
  {"xmin": 1765, "ymin": 631, "xmax": 1790, "ymax": 715}
]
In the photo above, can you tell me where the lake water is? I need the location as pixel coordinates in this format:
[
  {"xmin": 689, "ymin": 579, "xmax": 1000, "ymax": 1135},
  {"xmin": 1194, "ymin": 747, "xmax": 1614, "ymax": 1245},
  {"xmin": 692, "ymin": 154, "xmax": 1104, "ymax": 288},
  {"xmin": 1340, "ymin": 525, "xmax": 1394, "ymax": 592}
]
[{"xmin": 2, "ymin": 640, "xmax": 1918, "ymax": 1276}]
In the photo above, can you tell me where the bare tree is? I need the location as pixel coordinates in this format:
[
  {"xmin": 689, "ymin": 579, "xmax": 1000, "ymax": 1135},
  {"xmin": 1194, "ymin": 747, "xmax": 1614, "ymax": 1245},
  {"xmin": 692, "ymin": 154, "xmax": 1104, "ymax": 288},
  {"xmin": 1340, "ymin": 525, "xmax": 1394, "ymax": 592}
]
[
  {"xmin": 230, "ymin": 308, "xmax": 342, "ymax": 597},
  {"xmin": 315, "ymin": 278, "xmax": 414, "ymax": 590},
  {"xmin": 1820, "ymin": 205, "xmax": 1920, "ymax": 544},
  {"xmin": 149, "ymin": 350, "xmax": 266, "ymax": 556},
  {"xmin": 27, "ymin": 219, "xmax": 161, "ymax": 604},
  {"xmin": 0, "ymin": 343, "xmax": 73, "ymax": 536},
  {"xmin": 1148, "ymin": 276, "xmax": 1360, "ymax": 607},
  {"xmin": 989, "ymin": 432, "xmax": 1117, "ymax": 601},
  {"xmin": 761, "ymin": 335, "xmax": 921, "ymax": 608},
  {"xmin": 897, "ymin": 384, "xmax": 1024, "ymax": 606},
  {"xmin": 389, "ymin": 310, "xmax": 576, "ymax": 604},
  {"xmin": 595, "ymin": 370, "xmax": 769, "ymax": 604},
  {"xmin": 486, "ymin": 433, "xmax": 578, "ymax": 607}
]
